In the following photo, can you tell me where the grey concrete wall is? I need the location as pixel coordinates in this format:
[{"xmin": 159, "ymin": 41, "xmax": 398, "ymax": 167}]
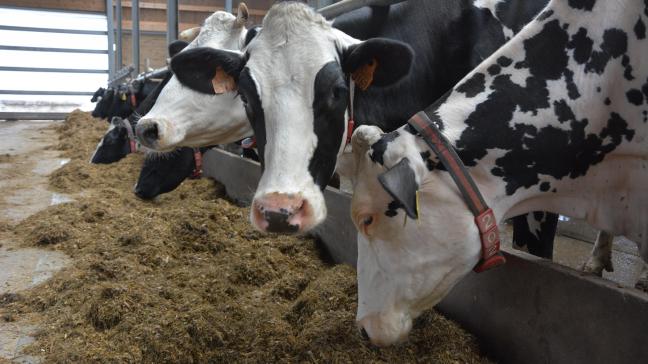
[{"xmin": 203, "ymin": 148, "xmax": 648, "ymax": 364}]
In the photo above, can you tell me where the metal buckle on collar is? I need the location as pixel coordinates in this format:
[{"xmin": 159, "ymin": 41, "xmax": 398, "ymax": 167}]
[{"xmin": 474, "ymin": 208, "xmax": 505, "ymax": 273}]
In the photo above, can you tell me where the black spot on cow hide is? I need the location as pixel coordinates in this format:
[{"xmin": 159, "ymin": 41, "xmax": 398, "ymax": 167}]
[
  {"xmin": 627, "ymin": 89, "xmax": 645, "ymax": 106},
  {"xmin": 622, "ymin": 55, "xmax": 635, "ymax": 81},
  {"xmin": 554, "ymin": 100, "xmax": 575, "ymax": 122},
  {"xmin": 563, "ymin": 69, "xmax": 581, "ymax": 99},
  {"xmin": 537, "ymin": 10, "xmax": 554, "ymax": 21},
  {"xmin": 370, "ymin": 131, "xmax": 399, "ymax": 165},
  {"xmin": 497, "ymin": 56, "xmax": 513, "ymax": 67},
  {"xmin": 516, "ymin": 20, "xmax": 569, "ymax": 81},
  {"xmin": 604, "ymin": 98, "xmax": 611, "ymax": 105},
  {"xmin": 585, "ymin": 29, "xmax": 628, "ymax": 74},
  {"xmin": 457, "ymin": 73, "xmax": 486, "ymax": 98},
  {"xmin": 385, "ymin": 200, "xmax": 404, "ymax": 217},
  {"xmin": 635, "ymin": 17, "xmax": 646, "ymax": 40},
  {"xmin": 420, "ymin": 151, "xmax": 437, "ymax": 171},
  {"xmin": 567, "ymin": 28, "xmax": 593, "ymax": 65},
  {"xmin": 568, "ymin": 0, "xmax": 596, "ymax": 11},
  {"xmin": 539, "ymin": 182, "xmax": 551, "ymax": 192},
  {"xmin": 488, "ymin": 64, "xmax": 502, "ymax": 76}
]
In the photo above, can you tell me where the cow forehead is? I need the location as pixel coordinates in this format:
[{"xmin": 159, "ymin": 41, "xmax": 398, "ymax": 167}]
[
  {"xmin": 244, "ymin": 3, "xmax": 343, "ymax": 91},
  {"xmin": 245, "ymin": 36, "xmax": 340, "ymax": 108},
  {"xmin": 191, "ymin": 12, "xmax": 243, "ymax": 49}
]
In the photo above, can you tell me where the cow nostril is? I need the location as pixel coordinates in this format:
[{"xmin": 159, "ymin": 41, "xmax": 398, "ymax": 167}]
[
  {"xmin": 360, "ymin": 327, "xmax": 370, "ymax": 341},
  {"xmin": 263, "ymin": 210, "xmax": 299, "ymax": 233},
  {"xmin": 137, "ymin": 122, "xmax": 159, "ymax": 146}
]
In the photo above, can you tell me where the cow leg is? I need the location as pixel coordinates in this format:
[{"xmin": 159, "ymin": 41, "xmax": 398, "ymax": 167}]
[
  {"xmin": 512, "ymin": 212, "xmax": 557, "ymax": 259},
  {"xmin": 635, "ymin": 263, "xmax": 648, "ymax": 292},
  {"xmin": 582, "ymin": 231, "xmax": 614, "ymax": 276}
]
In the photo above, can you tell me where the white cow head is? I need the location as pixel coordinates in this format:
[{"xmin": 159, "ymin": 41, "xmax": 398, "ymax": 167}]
[
  {"xmin": 338, "ymin": 125, "xmax": 482, "ymax": 347},
  {"xmin": 135, "ymin": 3, "xmax": 254, "ymax": 151},
  {"xmin": 171, "ymin": 2, "xmax": 414, "ymax": 233}
]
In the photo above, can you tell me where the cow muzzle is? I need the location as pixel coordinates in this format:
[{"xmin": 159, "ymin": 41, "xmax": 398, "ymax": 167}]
[
  {"xmin": 136, "ymin": 120, "xmax": 161, "ymax": 149},
  {"xmin": 357, "ymin": 311, "xmax": 413, "ymax": 347},
  {"xmin": 251, "ymin": 192, "xmax": 313, "ymax": 233}
]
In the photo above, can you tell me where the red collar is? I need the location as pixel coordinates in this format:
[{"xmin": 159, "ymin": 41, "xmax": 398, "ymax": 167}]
[
  {"xmin": 346, "ymin": 80, "xmax": 356, "ymax": 145},
  {"xmin": 120, "ymin": 118, "xmax": 138, "ymax": 153},
  {"xmin": 408, "ymin": 111, "xmax": 506, "ymax": 273},
  {"xmin": 190, "ymin": 148, "xmax": 203, "ymax": 179}
]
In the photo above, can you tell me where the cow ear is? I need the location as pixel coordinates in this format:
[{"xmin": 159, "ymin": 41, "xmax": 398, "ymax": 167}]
[
  {"xmin": 170, "ymin": 47, "xmax": 244, "ymax": 95},
  {"xmin": 168, "ymin": 40, "xmax": 189, "ymax": 57},
  {"xmin": 342, "ymin": 38, "xmax": 413, "ymax": 90},
  {"xmin": 377, "ymin": 158, "xmax": 419, "ymax": 219}
]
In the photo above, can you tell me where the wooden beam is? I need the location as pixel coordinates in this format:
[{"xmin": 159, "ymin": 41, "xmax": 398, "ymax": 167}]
[
  {"xmin": 121, "ymin": 20, "xmax": 199, "ymax": 32},
  {"xmin": 117, "ymin": 1, "xmax": 267, "ymax": 16},
  {"xmin": 0, "ymin": 0, "xmax": 104, "ymax": 13}
]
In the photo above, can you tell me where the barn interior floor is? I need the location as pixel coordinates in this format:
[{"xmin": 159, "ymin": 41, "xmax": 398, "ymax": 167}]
[{"xmin": 0, "ymin": 119, "xmax": 72, "ymax": 364}]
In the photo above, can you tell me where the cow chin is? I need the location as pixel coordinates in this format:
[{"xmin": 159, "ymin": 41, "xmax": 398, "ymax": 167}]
[{"xmin": 357, "ymin": 310, "xmax": 413, "ymax": 347}]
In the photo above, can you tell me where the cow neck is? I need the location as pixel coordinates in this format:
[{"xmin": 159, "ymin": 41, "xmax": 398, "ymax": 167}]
[{"xmin": 408, "ymin": 111, "xmax": 506, "ymax": 273}]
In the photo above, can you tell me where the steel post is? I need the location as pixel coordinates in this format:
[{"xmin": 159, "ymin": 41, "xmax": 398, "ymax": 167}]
[
  {"xmin": 106, "ymin": 0, "xmax": 115, "ymax": 79},
  {"xmin": 167, "ymin": 0, "xmax": 178, "ymax": 46},
  {"xmin": 132, "ymin": 0, "xmax": 140, "ymax": 75},
  {"xmin": 115, "ymin": 0, "xmax": 122, "ymax": 68}
]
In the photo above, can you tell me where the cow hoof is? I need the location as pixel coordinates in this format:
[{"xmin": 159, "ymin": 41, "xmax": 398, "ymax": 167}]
[{"xmin": 581, "ymin": 259, "xmax": 611, "ymax": 276}]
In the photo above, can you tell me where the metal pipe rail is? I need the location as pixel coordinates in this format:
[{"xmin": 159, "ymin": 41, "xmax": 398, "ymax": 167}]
[
  {"xmin": 133, "ymin": 66, "xmax": 169, "ymax": 82},
  {"xmin": 318, "ymin": 0, "xmax": 408, "ymax": 19}
]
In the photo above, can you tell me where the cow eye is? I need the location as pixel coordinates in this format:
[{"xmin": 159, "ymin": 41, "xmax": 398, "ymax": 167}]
[{"xmin": 357, "ymin": 214, "xmax": 375, "ymax": 236}]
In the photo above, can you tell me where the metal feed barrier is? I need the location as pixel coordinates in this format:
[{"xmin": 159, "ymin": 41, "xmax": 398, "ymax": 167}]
[{"xmin": 203, "ymin": 148, "xmax": 648, "ymax": 364}]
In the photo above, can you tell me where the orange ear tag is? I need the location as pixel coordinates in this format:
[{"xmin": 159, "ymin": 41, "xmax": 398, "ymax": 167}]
[
  {"xmin": 351, "ymin": 58, "xmax": 378, "ymax": 91},
  {"xmin": 212, "ymin": 67, "xmax": 237, "ymax": 94}
]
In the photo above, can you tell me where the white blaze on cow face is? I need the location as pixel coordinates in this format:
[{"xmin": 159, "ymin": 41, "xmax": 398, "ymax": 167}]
[
  {"xmin": 339, "ymin": 125, "xmax": 481, "ymax": 347},
  {"xmin": 136, "ymin": 9, "xmax": 251, "ymax": 151}
]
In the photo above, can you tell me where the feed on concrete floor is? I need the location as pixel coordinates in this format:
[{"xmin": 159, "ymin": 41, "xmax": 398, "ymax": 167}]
[{"xmin": 1, "ymin": 111, "xmax": 492, "ymax": 362}]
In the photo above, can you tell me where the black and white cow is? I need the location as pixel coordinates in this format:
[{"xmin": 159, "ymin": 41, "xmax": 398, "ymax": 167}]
[
  {"xmin": 90, "ymin": 40, "xmax": 189, "ymax": 164},
  {"xmin": 336, "ymin": 0, "xmax": 648, "ymax": 346},
  {"xmin": 133, "ymin": 145, "xmax": 259, "ymax": 200},
  {"xmin": 170, "ymin": 0, "xmax": 550, "ymax": 234},
  {"xmin": 133, "ymin": 147, "xmax": 207, "ymax": 200},
  {"xmin": 134, "ymin": 4, "xmax": 257, "ymax": 151}
]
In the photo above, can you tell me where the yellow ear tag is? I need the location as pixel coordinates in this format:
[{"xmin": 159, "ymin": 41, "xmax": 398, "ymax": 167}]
[
  {"xmin": 212, "ymin": 66, "xmax": 237, "ymax": 94},
  {"xmin": 351, "ymin": 58, "xmax": 378, "ymax": 91},
  {"xmin": 120, "ymin": 93, "xmax": 127, "ymax": 101}
]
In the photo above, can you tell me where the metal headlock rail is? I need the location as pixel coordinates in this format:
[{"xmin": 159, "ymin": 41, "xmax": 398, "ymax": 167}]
[{"xmin": 318, "ymin": 0, "xmax": 408, "ymax": 19}]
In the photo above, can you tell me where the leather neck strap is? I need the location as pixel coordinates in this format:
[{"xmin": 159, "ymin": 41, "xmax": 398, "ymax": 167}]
[{"xmin": 408, "ymin": 111, "xmax": 506, "ymax": 273}]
